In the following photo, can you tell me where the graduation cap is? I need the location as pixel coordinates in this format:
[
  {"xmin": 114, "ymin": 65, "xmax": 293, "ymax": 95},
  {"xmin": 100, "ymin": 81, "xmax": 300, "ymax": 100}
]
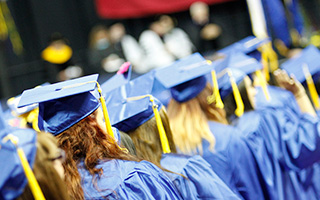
[
  {"xmin": 281, "ymin": 45, "xmax": 320, "ymax": 109},
  {"xmin": 218, "ymin": 36, "xmax": 270, "ymax": 56},
  {"xmin": 0, "ymin": 104, "xmax": 45, "ymax": 199},
  {"xmin": 106, "ymin": 73, "xmax": 171, "ymax": 153},
  {"xmin": 218, "ymin": 36, "xmax": 278, "ymax": 77},
  {"xmin": 217, "ymin": 52, "xmax": 269, "ymax": 116},
  {"xmin": 219, "ymin": 52, "xmax": 270, "ymax": 100},
  {"xmin": 17, "ymin": 74, "xmax": 115, "ymax": 139},
  {"xmin": 155, "ymin": 53, "xmax": 224, "ymax": 108}
]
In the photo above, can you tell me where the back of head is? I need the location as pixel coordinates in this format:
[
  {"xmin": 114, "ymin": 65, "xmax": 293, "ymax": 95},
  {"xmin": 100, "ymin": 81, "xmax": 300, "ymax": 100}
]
[
  {"xmin": 56, "ymin": 110, "xmax": 137, "ymax": 200},
  {"xmin": 167, "ymin": 84, "xmax": 216, "ymax": 155},
  {"xmin": 128, "ymin": 107, "xmax": 176, "ymax": 165},
  {"xmin": 189, "ymin": 1, "xmax": 209, "ymax": 25},
  {"xmin": 196, "ymin": 84, "xmax": 228, "ymax": 124},
  {"xmin": 17, "ymin": 131, "xmax": 70, "ymax": 200},
  {"xmin": 222, "ymin": 79, "xmax": 254, "ymax": 121}
]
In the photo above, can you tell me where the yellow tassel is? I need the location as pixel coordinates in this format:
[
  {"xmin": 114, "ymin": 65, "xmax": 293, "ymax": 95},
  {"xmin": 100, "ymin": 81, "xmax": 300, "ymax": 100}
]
[
  {"xmin": 27, "ymin": 108, "xmax": 40, "ymax": 132},
  {"xmin": 60, "ymin": 81, "xmax": 116, "ymax": 140},
  {"xmin": 228, "ymin": 71, "xmax": 244, "ymax": 117},
  {"xmin": 260, "ymin": 49, "xmax": 270, "ymax": 82},
  {"xmin": 150, "ymin": 97, "xmax": 171, "ymax": 153},
  {"xmin": 207, "ymin": 70, "xmax": 224, "ymax": 108},
  {"xmin": 127, "ymin": 95, "xmax": 171, "ymax": 154},
  {"xmin": 259, "ymin": 42, "xmax": 279, "ymax": 81},
  {"xmin": 303, "ymin": 64, "xmax": 320, "ymax": 110},
  {"xmin": 96, "ymin": 83, "xmax": 115, "ymax": 139},
  {"xmin": 255, "ymin": 70, "xmax": 270, "ymax": 101},
  {"xmin": 3, "ymin": 135, "xmax": 46, "ymax": 200}
]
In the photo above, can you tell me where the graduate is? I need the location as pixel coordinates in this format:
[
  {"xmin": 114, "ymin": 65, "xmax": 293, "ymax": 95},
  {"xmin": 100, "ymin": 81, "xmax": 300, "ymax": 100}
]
[
  {"xmin": 254, "ymin": 72, "xmax": 320, "ymax": 200},
  {"xmin": 0, "ymin": 104, "xmax": 70, "ymax": 200},
  {"xmin": 155, "ymin": 53, "xmax": 265, "ymax": 200},
  {"xmin": 105, "ymin": 72, "xmax": 240, "ymax": 200},
  {"xmin": 217, "ymin": 52, "xmax": 320, "ymax": 199},
  {"xmin": 281, "ymin": 45, "xmax": 320, "ymax": 116},
  {"xmin": 17, "ymin": 74, "xmax": 182, "ymax": 200}
]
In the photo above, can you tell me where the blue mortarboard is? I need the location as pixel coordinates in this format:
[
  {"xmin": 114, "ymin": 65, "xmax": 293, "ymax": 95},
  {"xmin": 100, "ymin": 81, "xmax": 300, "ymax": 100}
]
[
  {"xmin": 215, "ymin": 52, "xmax": 263, "ymax": 75},
  {"xmin": 155, "ymin": 53, "xmax": 223, "ymax": 103},
  {"xmin": 17, "ymin": 74, "xmax": 100, "ymax": 136},
  {"xmin": 218, "ymin": 36, "xmax": 270, "ymax": 56},
  {"xmin": 106, "ymin": 72, "xmax": 162, "ymax": 132},
  {"xmin": 218, "ymin": 68, "xmax": 247, "ymax": 99},
  {"xmin": 100, "ymin": 62, "xmax": 132, "ymax": 95},
  {"xmin": 281, "ymin": 45, "xmax": 320, "ymax": 83},
  {"xmin": 106, "ymin": 73, "xmax": 172, "ymax": 153},
  {"xmin": 0, "ymin": 123, "xmax": 38, "ymax": 199},
  {"xmin": 217, "ymin": 52, "xmax": 263, "ymax": 99}
]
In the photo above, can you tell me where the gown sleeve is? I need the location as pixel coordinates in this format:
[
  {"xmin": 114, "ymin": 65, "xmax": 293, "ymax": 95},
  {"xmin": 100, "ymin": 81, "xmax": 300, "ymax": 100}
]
[
  {"xmin": 206, "ymin": 122, "xmax": 265, "ymax": 200},
  {"xmin": 79, "ymin": 159, "xmax": 183, "ymax": 200},
  {"xmin": 260, "ymin": 106, "xmax": 320, "ymax": 170},
  {"xmin": 161, "ymin": 153, "xmax": 240, "ymax": 200}
]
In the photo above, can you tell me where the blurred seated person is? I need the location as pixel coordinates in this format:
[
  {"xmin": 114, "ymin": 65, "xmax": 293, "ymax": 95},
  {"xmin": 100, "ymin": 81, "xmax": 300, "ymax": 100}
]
[
  {"xmin": 87, "ymin": 25, "xmax": 111, "ymax": 74},
  {"xmin": 179, "ymin": 1, "xmax": 222, "ymax": 54},
  {"xmin": 139, "ymin": 15, "xmax": 194, "ymax": 73},
  {"xmin": 42, "ymin": 32, "xmax": 83, "ymax": 82},
  {"xmin": 88, "ymin": 23, "xmax": 144, "ymax": 74}
]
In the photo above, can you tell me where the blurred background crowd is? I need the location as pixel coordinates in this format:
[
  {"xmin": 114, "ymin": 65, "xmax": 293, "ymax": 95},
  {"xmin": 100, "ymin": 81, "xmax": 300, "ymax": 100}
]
[{"xmin": 1, "ymin": 0, "xmax": 320, "ymax": 105}]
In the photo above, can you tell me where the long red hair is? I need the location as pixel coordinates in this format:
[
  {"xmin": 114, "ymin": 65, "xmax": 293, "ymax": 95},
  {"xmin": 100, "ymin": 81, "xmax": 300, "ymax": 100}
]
[{"xmin": 56, "ymin": 110, "xmax": 138, "ymax": 199}]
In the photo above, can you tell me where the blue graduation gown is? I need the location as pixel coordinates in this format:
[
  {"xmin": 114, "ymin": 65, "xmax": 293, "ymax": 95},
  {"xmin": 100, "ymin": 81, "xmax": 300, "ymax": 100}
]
[
  {"xmin": 196, "ymin": 121, "xmax": 265, "ymax": 200},
  {"xmin": 160, "ymin": 153, "xmax": 240, "ymax": 200},
  {"xmin": 256, "ymin": 86, "xmax": 320, "ymax": 199},
  {"xmin": 232, "ymin": 86, "xmax": 320, "ymax": 200},
  {"xmin": 78, "ymin": 159, "xmax": 182, "ymax": 199},
  {"xmin": 255, "ymin": 86, "xmax": 301, "ymax": 115}
]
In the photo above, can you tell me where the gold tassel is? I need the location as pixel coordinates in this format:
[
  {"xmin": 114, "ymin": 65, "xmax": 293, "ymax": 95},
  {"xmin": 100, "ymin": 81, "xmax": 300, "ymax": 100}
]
[
  {"xmin": 2, "ymin": 135, "xmax": 46, "ymax": 200},
  {"xmin": 96, "ymin": 83, "xmax": 115, "ymax": 139},
  {"xmin": 255, "ymin": 70, "xmax": 270, "ymax": 101},
  {"xmin": 303, "ymin": 64, "xmax": 320, "ymax": 110},
  {"xmin": 207, "ymin": 70, "xmax": 224, "ymax": 108},
  {"xmin": 127, "ymin": 95, "xmax": 171, "ymax": 153},
  {"xmin": 228, "ymin": 70, "xmax": 244, "ymax": 117}
]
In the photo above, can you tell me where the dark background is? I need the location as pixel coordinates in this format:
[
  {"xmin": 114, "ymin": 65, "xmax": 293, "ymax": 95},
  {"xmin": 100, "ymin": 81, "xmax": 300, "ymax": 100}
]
[{"xmin": 1, "ymin": 0, "xmax": 318, "ymax": 104}]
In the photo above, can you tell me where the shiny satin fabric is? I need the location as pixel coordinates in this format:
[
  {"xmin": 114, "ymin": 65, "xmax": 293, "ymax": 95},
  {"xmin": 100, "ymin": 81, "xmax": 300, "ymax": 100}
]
[
  {"xmin": 78, "ymin": 159, "xmax": 183, "ymax": 199},
  {"xmin": 255, "ymin": 86, "xmax": 301, "ymax": 115},
  {"xmin": 160, "ymin": 153, "xmax": 240, "ymax": 200},
  {"xmin": 256, "ymin": 85, "xmax": 320, "ymax": 199},
  {"xmin": 233, "ymin": 85, "xmax": 320, "ymax": 199},
  {"xmin": 38, "ymin": 92, "xmax": 100, "ymax": 136},
  {"xmin": 189, "ymin": 121, "xmax": 265, "ymax": 200}
]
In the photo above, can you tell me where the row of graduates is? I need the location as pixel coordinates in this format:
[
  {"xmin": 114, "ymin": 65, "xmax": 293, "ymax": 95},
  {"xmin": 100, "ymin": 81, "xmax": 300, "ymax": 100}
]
[{"xmin": 2, "ymin": 36, "xmax": 320, "ymax": 199}]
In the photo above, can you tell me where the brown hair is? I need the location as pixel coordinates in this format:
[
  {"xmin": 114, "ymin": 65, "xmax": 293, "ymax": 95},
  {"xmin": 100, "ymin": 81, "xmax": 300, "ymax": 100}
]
[
  {"xmin": 17, "ymin": 132, "xmax": 70, "ymax": 200},
  {"xmin": 222, "ymin": 80, "xmax": 254, "ymax": 121},
  {"xmin": 167, "ymin": 84, "xmax": 218, "ymax": 155},
  {"xmin": 127, "ymin": 107, "xmax": 177, "ymax": 166},
  {"xmin": 197, "ymin": 84, "xmax": 228, "ymax": 124},
  {"xmin": 56, "ymin": 110, "xmax": 138, "ymax": 200}
]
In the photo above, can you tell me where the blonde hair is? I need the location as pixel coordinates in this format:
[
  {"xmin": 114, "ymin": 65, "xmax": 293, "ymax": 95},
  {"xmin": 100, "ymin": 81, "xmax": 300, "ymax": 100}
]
[
  {"xmin": 18, "ymin": 132, "xmax": 70, "ymax": 200},
  {"xmin": 127, "ymin": 107, "xmax": 177, "ymax": 166},
  {"xmin": 167, "ymin": 83, "xmax": 227, "ymax": 155}
]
